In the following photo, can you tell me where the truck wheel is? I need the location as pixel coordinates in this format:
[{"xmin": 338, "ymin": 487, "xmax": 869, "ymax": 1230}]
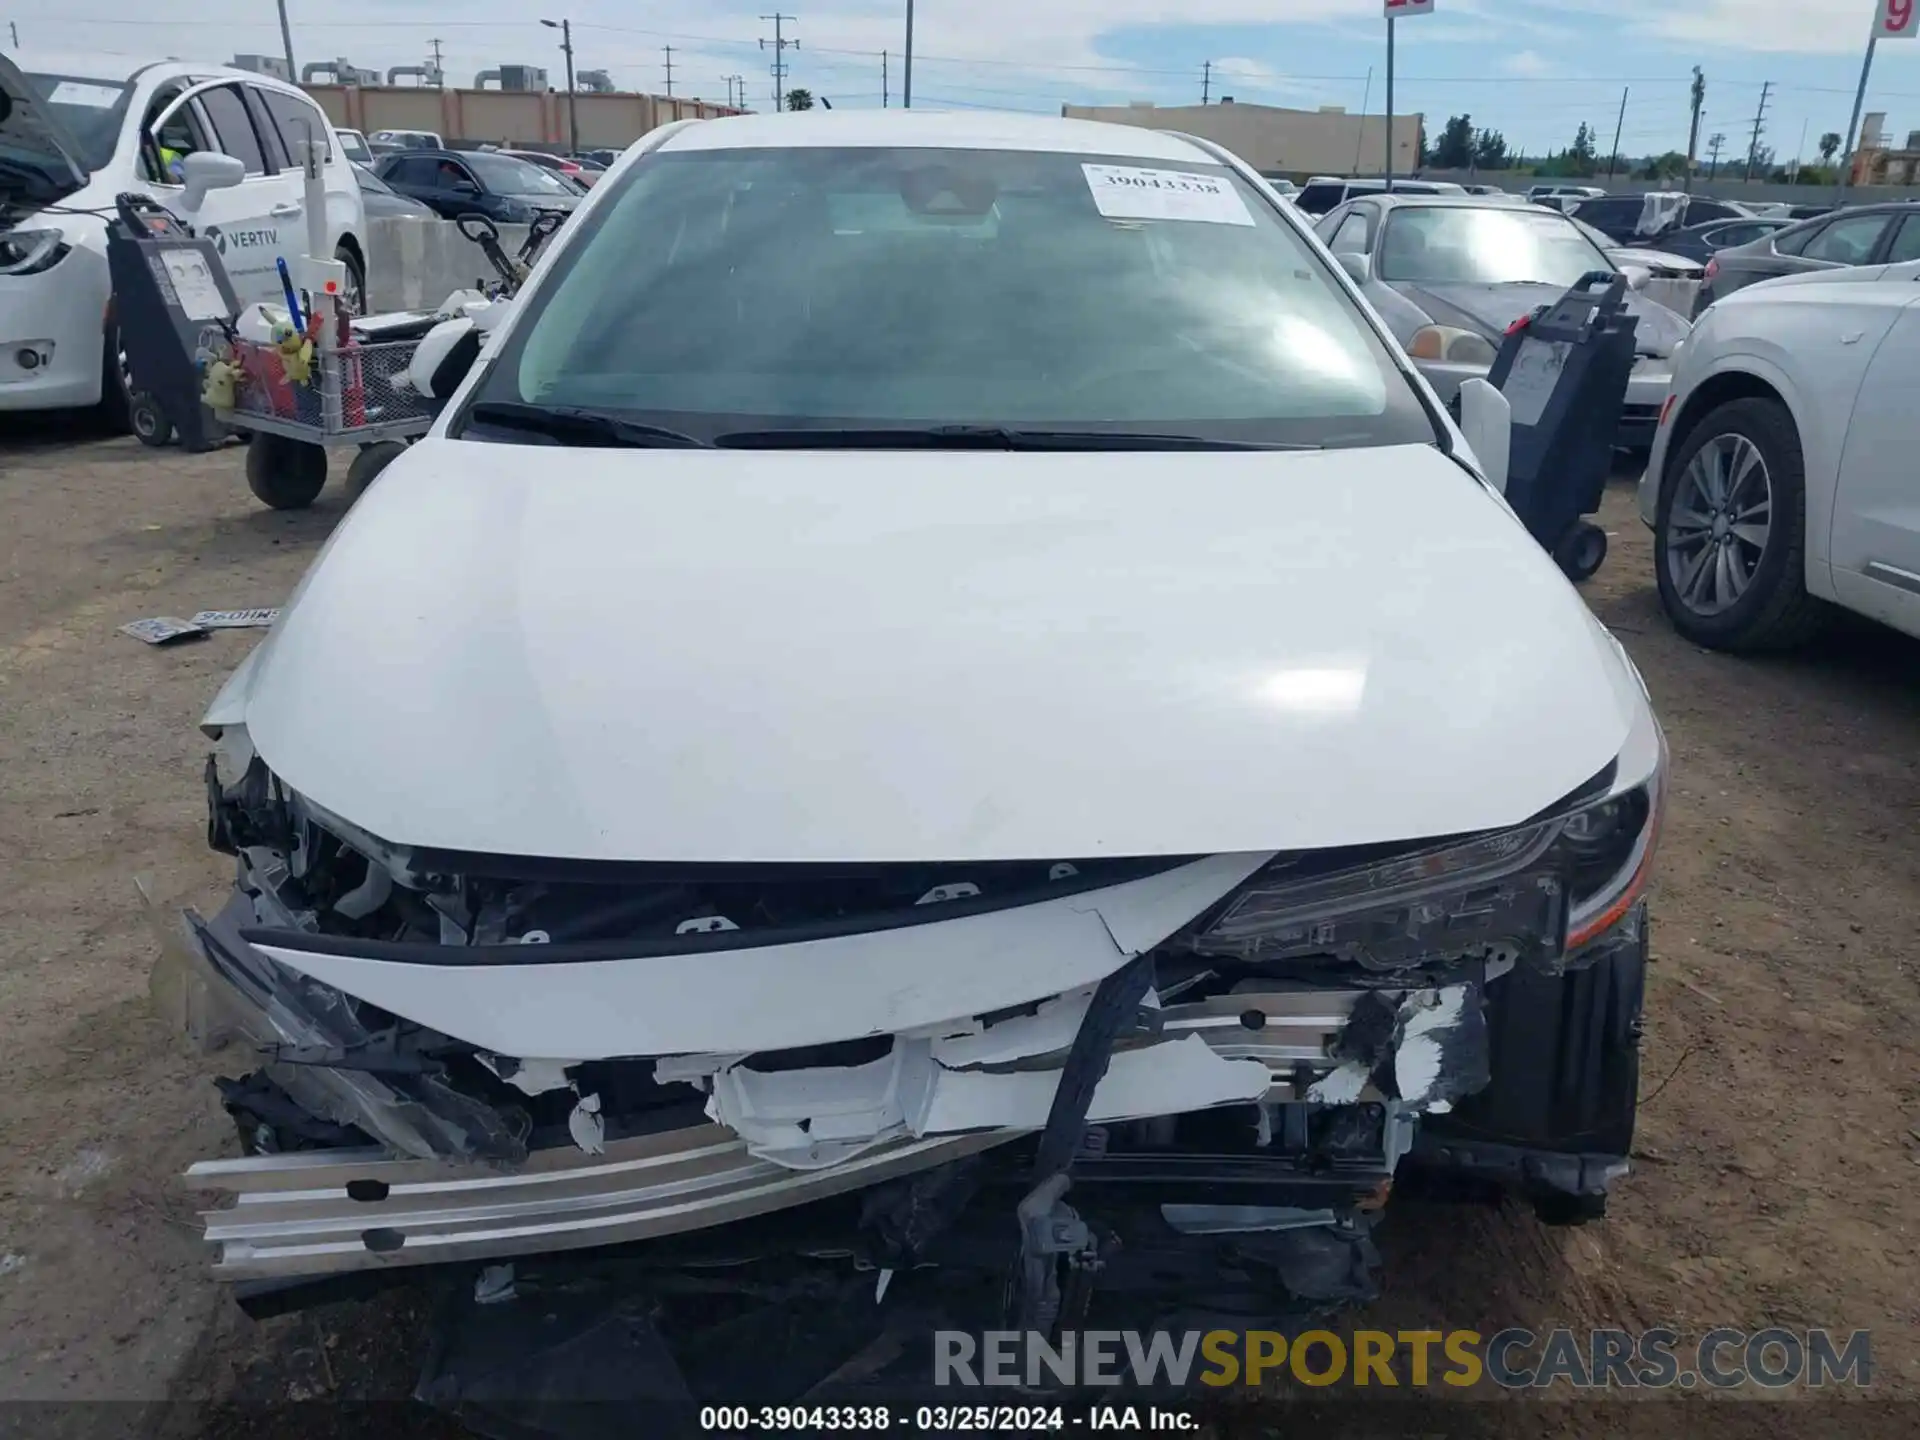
[
  {"xmin": 345, "ymin": 440, "xmax": 407, "ymax": 502},
  {"xmin": 246, "ymin": 434, "xmax": 328, "ymax": 510}
]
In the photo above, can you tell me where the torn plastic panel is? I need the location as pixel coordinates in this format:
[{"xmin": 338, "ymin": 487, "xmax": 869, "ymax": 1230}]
[{"xmin": 143, "ymin": 879, "xmax": 530, "ymax": 1164}]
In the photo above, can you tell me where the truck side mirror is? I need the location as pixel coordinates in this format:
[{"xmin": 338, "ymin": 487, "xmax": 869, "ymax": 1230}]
[
  {"xmin": 179, "ymin": 151, "xmax": 245, "ymax": 212},
  {"xmin": 1456, "ymin": 378, "xmax": 1512, "ymax": 496}
]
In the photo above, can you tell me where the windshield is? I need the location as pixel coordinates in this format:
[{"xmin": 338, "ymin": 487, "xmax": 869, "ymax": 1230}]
[
  {"xmin": 1378, "ymin": 205, "xmax": 1613, "ymax": 286},
  {"xmin": 468, "ymin": 151, "xmax": 574, "ymax": 195},
  {"xmin": 463, "ymin": 145, "xmax": 1435, "ymax": 449},
  {"xmin": 9, "ymin": 72, "xmax": 133, "ymax": 173}
]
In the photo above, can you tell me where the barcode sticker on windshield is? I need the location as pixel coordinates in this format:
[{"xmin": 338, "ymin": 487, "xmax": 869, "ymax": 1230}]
[
  {"xmin": 49, "ymin": 81, "xmax": 124, "ymax": 109},
  {"xmin": 1082, "ymin": 165, "xmax": 1255, "ymax": 226}
]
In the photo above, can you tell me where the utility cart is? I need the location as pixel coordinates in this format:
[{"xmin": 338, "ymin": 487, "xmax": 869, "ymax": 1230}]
[{"xmin": 220, "ymin": 328, "xmax": 437, "ymax": 509}]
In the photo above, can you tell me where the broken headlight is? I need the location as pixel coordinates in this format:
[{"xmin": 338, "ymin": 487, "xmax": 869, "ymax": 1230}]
[
  {"xmin": 1185, "ymin": 820, "xmax": 1568, "ymax": 971},
  {"xmin": 1189, "ymin": 723, "xmax": 1667, "ymax": 970}
]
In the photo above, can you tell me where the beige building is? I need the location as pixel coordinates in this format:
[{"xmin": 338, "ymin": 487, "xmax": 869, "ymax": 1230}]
[
  {"xmin": 1060, "ymin": 99, "xmax": 1422, "ymax": 179},
  {"xmin": 303, "ymin": 83, "xmax": 737, "ymax": 151}
]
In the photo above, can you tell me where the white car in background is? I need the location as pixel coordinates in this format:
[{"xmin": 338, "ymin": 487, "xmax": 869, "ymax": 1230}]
[
  {"xmin": 1640, "ymin": 260, "xmax": 1920, "ymax": 650},
  {"xmin": 0, "ymin": 51, "xmax": 367, "ymax": 426}
]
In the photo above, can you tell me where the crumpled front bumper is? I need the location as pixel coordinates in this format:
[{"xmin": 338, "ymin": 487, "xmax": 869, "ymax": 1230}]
[{"xmin": 164, "ymin": 889, "xmax": 1495, "ymax": 1282}]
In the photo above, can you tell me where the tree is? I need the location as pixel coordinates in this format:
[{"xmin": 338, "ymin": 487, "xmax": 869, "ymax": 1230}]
[
  {"xmin": 1431, "ymin": 113, "xmax": 1475, "ymax": 170},
  {"xmin": 1819, "ymin": 130, "xmax": 1842, "ymax": 164},
  {"xmin": 785, "ymin": 87, "xmax": 813, "ymax": 111},
  {"xmin": 1473, "ymin": 128, "xmax": 1509, "ymax": 169},
  {"xmin": 1570, "ymin": 122, "xmax": 1598, "ymax": 174},
  {"xmin": 1637, "ymin": 150, "xmax": 1688, "ymax": 182}
]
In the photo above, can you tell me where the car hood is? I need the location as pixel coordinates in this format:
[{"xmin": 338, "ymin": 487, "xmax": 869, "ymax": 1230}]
[
  {"xmin": 217, "ymin": 440, "xmax": 1643, "ymax": 864},
  {"xmin": 0, "ymin": 53, "xmax": 90, "ymax": 197},
  {"xmin": 1608, "ymin": 244, "xmax": 1704, "ymax": 278},
  {"xmin": 1391, "ymin": 279, "xmax": 1691, "ymax": 359}
]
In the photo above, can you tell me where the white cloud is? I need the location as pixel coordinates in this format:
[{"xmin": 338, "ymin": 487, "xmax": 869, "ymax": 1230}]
[
  {"xmin": 1610, "ymin": 0, "xmax": 1876, "ymax": 56},
  {"xmin": 1502, "ymin": 50, "xmax": 1553, "ymax": 78}
]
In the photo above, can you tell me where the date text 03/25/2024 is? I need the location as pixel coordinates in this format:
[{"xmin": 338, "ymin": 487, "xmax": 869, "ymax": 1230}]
[{"xmin": 699, "ymin": 1405, "xmax": 1197, "ymax": 1431}]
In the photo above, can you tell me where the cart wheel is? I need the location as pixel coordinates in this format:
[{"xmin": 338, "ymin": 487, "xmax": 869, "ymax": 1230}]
[
  {"xmin": 129, "ymin": 394, "xmax": 173, "ymax": 448},
  {"xmin": 345, "ymin": 441, "xmax": 408, "ymax": 503},
  {"xmin": 246, "ymin": 434, "xmax": 328, "ymax": 510},
  {"xmin": 1554, "ymin": 522, "xmax": 1609, "ymax": 582}
]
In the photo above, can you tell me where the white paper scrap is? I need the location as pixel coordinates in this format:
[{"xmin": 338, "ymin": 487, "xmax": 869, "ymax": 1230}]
[
  {"xmin": 49, "ymin": 81, "xmax": 125, "ymax": 109},
  {"xmin": 189, "ymin": 608, "xmax": 280, "ymax": 630},
  {"xmin": 1082, "ymin": 164, "xmax": 1255, "ymax": 226}
]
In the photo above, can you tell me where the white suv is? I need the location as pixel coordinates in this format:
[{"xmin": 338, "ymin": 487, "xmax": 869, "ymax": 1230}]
[{"xmin": 0, "ymin": 51, "xmax": 368, "ymax": 424}]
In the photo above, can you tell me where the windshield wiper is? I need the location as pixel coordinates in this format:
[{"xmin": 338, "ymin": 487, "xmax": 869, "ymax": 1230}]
[
  {"xmin": 462, "ymin": 400, "xmax": 709, "ymax": 448},
  {"xmin": 712, "ymin": 425, "xmax": 1313, "ymax": 452}
]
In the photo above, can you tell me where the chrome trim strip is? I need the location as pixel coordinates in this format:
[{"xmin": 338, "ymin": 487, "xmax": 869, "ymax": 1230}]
[{"xmin": 1865, "ymin": 560, "xmax": 1920, "ymax": 597}]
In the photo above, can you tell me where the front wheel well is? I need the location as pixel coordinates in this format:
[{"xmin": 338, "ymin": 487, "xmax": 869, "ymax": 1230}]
[{"xmin": 1661, "ymin": 371, "xmax": 1792, "ymax": 501}]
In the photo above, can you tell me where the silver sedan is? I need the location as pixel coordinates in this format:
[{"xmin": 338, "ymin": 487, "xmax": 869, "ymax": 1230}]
[{"xmin": 1314, "ymin": 194, "xmax": 1691, "ymax": 450}]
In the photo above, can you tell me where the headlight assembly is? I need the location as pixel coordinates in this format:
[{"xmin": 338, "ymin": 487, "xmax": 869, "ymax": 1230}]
[
  {"xmin": 0, "ymin": 228, "xmax": 71, "ymax": 276},
  {"xmin": 1409, "ymin": 325, "xmax": 1498, "ymax": 367},
  {"xmin": 1187, "ymin": 731, "xmax": 1666, "ymax": 973}
]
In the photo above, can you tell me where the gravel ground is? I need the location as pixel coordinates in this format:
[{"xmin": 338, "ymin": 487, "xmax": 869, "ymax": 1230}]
[{"xmin": 1, "ymin": 421, "xmax": 1916, "ymax": 1435}]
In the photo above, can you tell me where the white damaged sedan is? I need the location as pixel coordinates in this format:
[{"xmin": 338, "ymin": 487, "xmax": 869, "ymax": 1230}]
[{"xmin": 169, "ymin": 112, "xmax": 1664, "ymax": 1323}]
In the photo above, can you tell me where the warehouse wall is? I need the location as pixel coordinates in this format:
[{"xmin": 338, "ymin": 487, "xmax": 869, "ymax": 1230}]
[
  {"xmin": 305, "ymin": 85, "xmax": 737, "ymax": 149},
  {"xmin": 1061, "ymin": 101, "xmax": 1422, "ymax": 179}
]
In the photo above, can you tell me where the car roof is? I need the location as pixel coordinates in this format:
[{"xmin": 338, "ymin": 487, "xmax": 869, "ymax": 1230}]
[
  {"xmin": 1354, "ymin": 193, "xmax": 1579, "ymax": 214},
  {"xmin": 656, "ymin": 110, "xmax": 1225, "ymax": 163}
]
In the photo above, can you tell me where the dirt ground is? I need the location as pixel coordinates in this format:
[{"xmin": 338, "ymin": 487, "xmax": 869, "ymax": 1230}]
[{"xmin": 1, "ymin": 421, "xmax": 1916, "ymax": 1434}]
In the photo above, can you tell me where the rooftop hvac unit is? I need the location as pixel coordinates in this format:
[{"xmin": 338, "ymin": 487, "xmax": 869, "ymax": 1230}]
[
  {"xmin": 577, "ymin": 69, "xmax": 615, "ymax": 93},
  {"xmin": 231, "ymin": 54, "xmax": 293, "ymax": 81},
  {"xmin": 1907, "ymin": 130, "xmax": 1920, "ymax": 152},
  {"xmin": 497, "ymin": 64, "xmax": 551, "ymax": 91}
]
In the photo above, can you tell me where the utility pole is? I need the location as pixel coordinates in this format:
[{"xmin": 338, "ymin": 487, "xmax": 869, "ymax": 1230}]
[
  {"xmin": 1707, "ymin": 132, "xmax": 1726, "ymax": 180},
  {"xmin": 663, "ymin": 45, "xmax": 675, "ymax": 98},
  {"xmin": 760, "ymin": 13, "xmax": 797, "ymax": 111},
  {"xmin": 1202, "ymin": 60, "xmax": 1212, "ymax": 105},
  {"xmin": 275, "ymin": 0, "xmax": 296, "ymax": 82},
  {"xmin": 1351, "ymin": 66, "xmax": 1372, "ymax": 175},
  {"xmin": 541, "ymin": 19, "xmax": 578, "ymax": 155},
  {"xmin": 903, "ymin": 0, "xmax": 915, "ymax": 109},
  {"xmin": 430, "ymin": 38, "xmax": 445, "ymax": 87},
  {"xmin": 1384, "ymin": 16, "xmax": 1395, "ymax": 188},
  {"xmin": 1838, "ymin": 37, "xmax": 1879, "ymax": 204},
  {"xmin": 1744, "ymin": 79, "xmax": 1771, "ymax": 182},
  {"xmin": 882, "ymin": 50, "xmax": 889, "ymax": 108},
  {"xmin": 1606, "ymin": 86, "xmax": 1627, "ymax": 180},
  {"xmin": 1683, "ymin": 65, "xmax": 1705, "ymax": 193},
  {"xmin": 7, "ymin": 21, "xmax": 17, "ymax": 47},
  {"xmin": 725, "ymin": 73, "xmax": 746, "ymax": 110}
]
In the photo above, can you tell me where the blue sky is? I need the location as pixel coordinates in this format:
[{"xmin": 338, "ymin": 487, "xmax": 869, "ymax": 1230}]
[{"xmin": 19, "ymin": 1, "xmax": 1920, "ymax": 167}]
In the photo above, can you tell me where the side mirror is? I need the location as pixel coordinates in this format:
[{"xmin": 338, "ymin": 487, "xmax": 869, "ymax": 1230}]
[
  {"xmin": 1618, "ymin": 263, "xmax": 1652, "ymax": 291},
  {"xmin": 450, "ymin": 179, "xmax": 481, "ymax": 195},
  {"xmin": 409, "ymin": 317, "xmax": 482, "ymax": 402},
  {"xmin": 1336, "ymin": 250, "xmax": 1370, "ymax": 285},
  {"xmin": 1456, "ymin": 378, "xmax": 1512, "ymax": 496},
  {"xmin": 178, "ymin": 151, "xmax": 245, "ymax": 211}
]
